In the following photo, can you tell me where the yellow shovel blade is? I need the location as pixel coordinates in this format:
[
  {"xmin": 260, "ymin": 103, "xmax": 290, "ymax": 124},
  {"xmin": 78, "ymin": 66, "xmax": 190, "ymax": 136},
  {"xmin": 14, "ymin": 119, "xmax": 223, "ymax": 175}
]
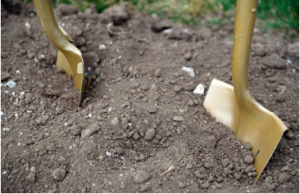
[
  {"xmin": 33, "ymin": 0, "xmax": 85, "ymax": 106},
  {"xmin": 204, "ymin": 78, "xmax": 288, "ymax": 180},
  {"xmin": 56, "ymin": 50, "xmax": 85, "ymax": 105}
]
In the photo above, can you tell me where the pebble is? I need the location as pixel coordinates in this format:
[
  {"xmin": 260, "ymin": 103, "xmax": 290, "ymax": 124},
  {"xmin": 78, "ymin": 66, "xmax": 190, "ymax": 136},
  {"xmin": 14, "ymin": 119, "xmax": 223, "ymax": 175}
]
[
  {"xmin": 35, "ymin": 115, "xmax": 49, "ymax": 125},
  {"xmin": 121, "ymin": 117, "xmax": 128, "ymax": 129},
  {"xmin": 70, "ymin": 125, "xmax": 82, "ymax": 136},
  {"xmin": 234, "ymin": 172, "xmax": 241, "ymax": 180},
  {"xmin": 132, "ymin": 132, "xmax": 140, "ymax": 140},
  {"xmin": 193, "ymin": 83, "xmax": 205, "ymax": 95},
  {"xmin": 201, "ymin": 182, "xmax": 210, "ymax": 189},
  {"xmin": 242, "ymin": 142, "xmax": 252, "ymax": 150},
  {"xmin": 131, "ymin": 82, "xmax": 140, "ymax": 89},
  {"xmin": 6, "ymin": 80, "xmax": 17, "ymax": 88},
  {"xmin": 26, "ymin": 173, "xmax": 36, "ymax": 183},
  {"xmin": 46, "ymin": 143, "xmax": 56, "ymax": 151},
  {"xmin": 262, "ymin": 53, "xmax": 286, "ymax": 69},
  {"xmin": 81, "ymin": 124, "xmax": 99, "ymax": 138},
  {"xmin": 154, "ymin": 69, "xmax": 162, "ymax": 77},
  {"xmin": 278, "ymin": 172, "xmax": 290, "ymax": 183},
  {"xmin": 52, "ymin": 168, "xmax": 66, "ymax": 181},
  {"xmin": 133, "ymin": 170, "xmax": 151, "ymax": 184},
  {"xmin": 179, "ymin": 182, "xmax": 186, "ymax": 188},
  {"xmin": 140, "ymin": 184, "xmax": 151, "ymax": 192},
  {"xmin": 144, "ymin": 128, "xmax": 155, "ymax": 140},
  {"xmin": 184, "ymin": 51, "xmax": 192, "ymax": 61},
  {"xmin": 147, "ymin": 106, "xmax": 157, "ymax": 114},
  {"xmin": 103, "ymin": 5, "xmax": 128, "ymax": 25},
  {"xmin": 111, "ymin": 117, "xmax": 119, "ymax": 125},
  {"xmin": 173, "ymin": 116, "xmax": 184, "ymax": 121},
  {"xmin": 1, "ymin": 72, "xmax": 10, "ymax": 81},
  {"xmin": 183, "ymin": 83, "xmax": 195, "ymax": 91},
  {"xmin": 182, "ymin": 67, "xmax": 195, "ymax": 77},
  {"xmin": 174, "ymin": 85, "xmax": 181, "ymax": 92},
  {"xmin": 244, "ymin": 155, "xmax": 254, "ymax": 164},
  {"xmin": 281, "ymin": 166, "xmax": 289, "ymax": 171}
]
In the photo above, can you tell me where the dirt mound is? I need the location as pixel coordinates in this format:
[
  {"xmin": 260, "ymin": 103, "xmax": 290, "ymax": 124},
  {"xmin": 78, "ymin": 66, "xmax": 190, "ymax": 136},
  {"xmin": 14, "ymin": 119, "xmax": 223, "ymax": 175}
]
[{"xmin": 1, "ymin": 3, "xmax": 299, "ymax": 193}]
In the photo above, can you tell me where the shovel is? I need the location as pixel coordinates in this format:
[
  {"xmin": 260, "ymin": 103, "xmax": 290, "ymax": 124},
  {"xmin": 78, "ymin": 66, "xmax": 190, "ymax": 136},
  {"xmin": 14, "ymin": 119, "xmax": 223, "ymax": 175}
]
[
  {"xmin": 203, "ymin": 0, "xmax": 289, "ymax": 180},
  {"xmin": 33, "ymin": 0, "xmax": 85, "ymax": 106}
]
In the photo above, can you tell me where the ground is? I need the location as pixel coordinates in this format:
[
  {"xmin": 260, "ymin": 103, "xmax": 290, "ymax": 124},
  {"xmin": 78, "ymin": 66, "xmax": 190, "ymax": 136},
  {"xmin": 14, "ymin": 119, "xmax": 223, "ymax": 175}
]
[{"xmin": 1, "ymin": 3, "xmax": 299, "ymax": 193}]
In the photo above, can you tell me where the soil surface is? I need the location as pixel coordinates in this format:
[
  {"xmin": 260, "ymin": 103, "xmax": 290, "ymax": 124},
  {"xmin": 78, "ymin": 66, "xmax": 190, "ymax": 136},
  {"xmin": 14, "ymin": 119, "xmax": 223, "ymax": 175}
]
[{"xmin": 1, "ymin": 2, "xmax": 299, "ymax": 193}]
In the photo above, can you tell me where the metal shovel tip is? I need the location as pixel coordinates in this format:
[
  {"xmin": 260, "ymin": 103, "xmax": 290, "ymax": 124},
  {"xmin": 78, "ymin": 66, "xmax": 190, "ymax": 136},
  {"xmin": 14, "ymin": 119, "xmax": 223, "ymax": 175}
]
[{"xmin": 204, "ymin": 78, "xmax": 288, "ymax": 180}]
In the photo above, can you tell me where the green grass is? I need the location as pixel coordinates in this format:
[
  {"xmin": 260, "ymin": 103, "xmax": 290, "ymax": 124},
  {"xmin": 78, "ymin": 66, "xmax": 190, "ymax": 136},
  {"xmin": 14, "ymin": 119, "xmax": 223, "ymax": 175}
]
[{"xmin": 37, "ymin": 0, "xmax": 300, "ymax": 35}]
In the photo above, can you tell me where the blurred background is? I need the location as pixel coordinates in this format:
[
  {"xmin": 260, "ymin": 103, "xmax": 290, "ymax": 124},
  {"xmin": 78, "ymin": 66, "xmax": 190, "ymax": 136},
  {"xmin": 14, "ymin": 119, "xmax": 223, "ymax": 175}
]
[{"xmin": 28, "ymin": 0, "xmax": 299, "ymax": 38}]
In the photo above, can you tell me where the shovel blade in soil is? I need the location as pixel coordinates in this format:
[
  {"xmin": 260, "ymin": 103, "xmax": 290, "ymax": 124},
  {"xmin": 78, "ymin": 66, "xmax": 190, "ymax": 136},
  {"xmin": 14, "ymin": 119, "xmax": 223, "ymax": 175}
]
[
  {"xmin": 204, "ymin": 78, "xmax": 288, "ymax": 180},
  {"xmin": 33, "ymin": 0, "xmax": 85, "ymax": 106}
]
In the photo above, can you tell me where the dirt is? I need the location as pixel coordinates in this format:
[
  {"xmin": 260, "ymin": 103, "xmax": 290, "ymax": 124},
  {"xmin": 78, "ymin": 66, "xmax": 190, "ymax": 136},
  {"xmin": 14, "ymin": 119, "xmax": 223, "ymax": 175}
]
[{"xmin": 1, "ymin": 2, "xmax": 299, "ymax": 193}]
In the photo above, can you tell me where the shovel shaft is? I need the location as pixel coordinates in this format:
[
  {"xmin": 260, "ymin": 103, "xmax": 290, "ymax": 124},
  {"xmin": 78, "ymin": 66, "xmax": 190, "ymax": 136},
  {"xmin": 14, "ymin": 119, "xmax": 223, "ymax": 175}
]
[{"xmin": 232, "ymin": 0, "xmax": 258, "ymax": 107}]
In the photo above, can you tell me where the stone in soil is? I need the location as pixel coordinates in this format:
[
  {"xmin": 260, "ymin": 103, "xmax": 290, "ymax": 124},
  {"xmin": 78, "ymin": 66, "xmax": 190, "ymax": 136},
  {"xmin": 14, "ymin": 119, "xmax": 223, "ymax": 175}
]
[
  {"xmin": 81, "ymin": 123, "xmax": 100, "ymax": 138},
  {"xmin": 1, "ymin": 71, "xmax": 10, "ymax": 81},
  {"xmin": 244, "ymin": 155, "xmax": 254, "ymax": 164},
  {"xmin": 262, "ymin": 53, "xmax": 286, "ymax": 69},
  {"xmin": 102, "ymin": 5, "xmax": 128, "ymax": 25},
  {"xmin": 151, "ymin": 19, "xmax": 172, "ymax": 33},
  {"xmin": 173, "ymin": 116, "xmax": 184, "ymax": 121},
  {"xmin": 140, "ymin": 184, "xmax": 151, "ymax": 192},
  {"xmin": 144, "ymin": 128, "xmax": 155, "ymax": 140},
  {"xmin": 35, "ymin": 115, "xmax": 49, "ymax": 125},
  {"xmin": 147, "ymin": 106, "xmax": 157, "ymax": 114},
  {"xmin": 133, "ymin": 170, "xmax": 151, "ymax": 184},
  {"xmin": 70, "ymin": 125, "xmax": 82, "ymax": 136},
  {"xmin": 278, "ymin": 172, "xmax": 290, "ymax": 183},
  {"xmin": 58, "ymin": 4, "xmax": 78, "ymax": 15},
  {"xmin": 174, "ymin": 85, "xmax": 182, "ymax": 92},
  {"xmin": 52, "ymin": 168, "xmax": 66, "ymax": 181}
]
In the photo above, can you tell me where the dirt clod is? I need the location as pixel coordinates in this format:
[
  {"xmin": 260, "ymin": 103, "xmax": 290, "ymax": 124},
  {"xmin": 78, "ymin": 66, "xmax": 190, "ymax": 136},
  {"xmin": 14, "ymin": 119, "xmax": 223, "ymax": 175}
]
[
  {"xmin": 52, "ymin": 168, "xmax": 66, "ymax": 181},
  {"xmin": 133, "ymin": 170, "xmax": 151, "ymax": 184}
]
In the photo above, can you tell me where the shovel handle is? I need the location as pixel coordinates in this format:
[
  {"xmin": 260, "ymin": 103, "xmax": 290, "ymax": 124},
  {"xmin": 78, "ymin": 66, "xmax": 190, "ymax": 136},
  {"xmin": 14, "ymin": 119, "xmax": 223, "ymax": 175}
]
[{"xmin": 232, "ymin": 0, "xmax": 258, "ymax": 107}]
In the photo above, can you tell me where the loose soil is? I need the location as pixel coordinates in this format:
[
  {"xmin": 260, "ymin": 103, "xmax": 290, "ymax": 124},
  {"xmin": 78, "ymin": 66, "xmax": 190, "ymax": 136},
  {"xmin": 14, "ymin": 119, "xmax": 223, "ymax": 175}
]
[{"xmin": 1, "ymin": 2, "xmax": 299, "ymax": 193}]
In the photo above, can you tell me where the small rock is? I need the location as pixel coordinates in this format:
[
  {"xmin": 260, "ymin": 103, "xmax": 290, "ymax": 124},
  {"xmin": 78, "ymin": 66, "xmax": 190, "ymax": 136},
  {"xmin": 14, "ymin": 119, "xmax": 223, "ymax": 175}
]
[
  {"xmin": 147, "ymin": 106, "xmax": 157, "ymax": 114},
  {"xmin": 121, "ymin": 117, "xmax": 128, "ymax": 129},
  {"xmin": 47, "ymin": 143, "xmax": 56, "ymax": 151},
  {"xmin": 111, "ymin": 117, "xmax": 119, "ymax": 125},
  {"xmin": 281, "ymin": 166, "xmax": 289, "ymax": 171},
  {"xmin": 52, "ymin": 168, "xmax": 66, "ymax": 181},
  {"xmin": 201, "ymin": 182, "xmax": 210, "ymax": 189},
  {"xmin": 234, "ymin": 172, "xmax": 241, "ymax": 180},
  {"xmin": 193, "ymin": 83, "xmax": 205, "ymax": 95},
  {"xmin": 103, "ymin": 5, "xmax": 128, "ymax": 25},
  {"xmin": 133, "ymin": 170, "xmax": 151, "ymax": 184},
  {"xmin": 75, "ymin": 36, "xmax": 86, "ymax": 47},
  {"xmin": 262, "ymin": 54, "xmax": 286, "ymax": 69},
  {"xmin": 58, "ymin": 4, "xmax": 78, "ymax": 15},
  {"xmin": 36, "ymin": 115, "xmax": 49, "ymax": 125},
  {"xmin": 208, "ymin": 175, "xmax": 214, "ymax": 182},
  {"xmin": 70, "ymin": 125, "xmax": 82, "ymax": 136},
  {"xmin": 154, "ymin": 69, "xmax": 162, "ymax": 77},
  {"xmin": 144, "ymin": 128, "xmax": 155, "ymax": 141},
  {"xmin": 151, "ymin": 20, "xmax": 172, "ymax": 33},
  {"xmin": 174, "ymin": 85, "xmax": 182, "ymax": 92},
  {"xmin": 186, "ymin": 163, "xmax": 193, "ymax": 169},
  {"xmin": 132, "ymin": 132, "xmax": 140, "ymax": 140},
  {"xmin": 244, "ymin": 155, "xmax": 254, "ymax": 164},
  {"xmin": 140, "ymin": 184, "xmax": 151, "ymax": 192},
  {"xmin": 184, "ymin": 51, "xmax": 192, "ymax": 61},
  {"xmin": 242, "ymin": 142, "xmax": 252, "ymax": 150},
  {"xmin": 183, "ymin": 83, "xmax": 196, "ymax": 91},
  {"xmin": 278, "ymin": 172, "xmax": 290, "ymax": 183},
  {"xmin": 26, "ymin": 173, "xmax": 36, "ymax": 183},
  {"xmin": 173, "ymin": 116, "xmax": 184, "ymax": 121},
  {"xmin": 179, "ymin": 182, "xmax": 186, "ymax": 188},
  {"xmin": 1, "ymin": 72, "xmax": 10, "ymax": 81},
  {"xmin": 81, "ymin": 124, "xmax": 99, "ymax": 138},
  {"xmin": 182, "ymin": 67, "xmax": 195, "ymax": 77}
]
